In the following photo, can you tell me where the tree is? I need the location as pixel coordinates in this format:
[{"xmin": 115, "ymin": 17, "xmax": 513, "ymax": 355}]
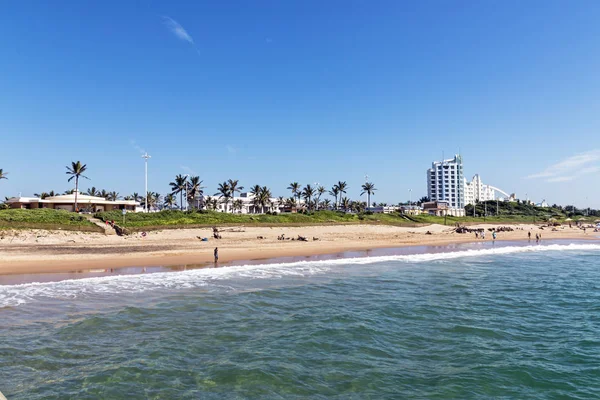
[
  {"xmin": 418, "ymin": 196, "xmax": 430, "ymax": 204},
  {"xmin": 187, "ymin": 176, "xmax": 205, "ymax": 209},
  {"xmin": 287, "ymin": 182, "xmax": 301, "ymax": 204},
  {"xmin": 302, "ymin": 184, "xmax": 316, "ymax": 211},
  {"xmin": 0, "ymin": 169, "xmax": 8, "ymax": 181},
  {"xmin": 100, "ymin": 189, "xmax": 109, "ymax": 199},
  {"xmin": 107, "ymin": 191, "xmax": 120, "ymax": 201},
  {"xmin": 335, "ymin": 181, "xmax": 348, "ymax": 209},
  {"xmin": 86, "ymin": 187, "xmax": 100, "ymax": 196},
  {"xmin": 340, "ymin": 196, "xmax": 351, "ymax": 212},
  {"xmin": 232, "ymin": 199, "xmax": 243, "ymax": 213},
  {"xmin": 215, "ymin": 181, "xmax": 232, "ymax": 213},
  {"xmin": 163, "ymin": 193, "xmax": 177, "ymax": 209},
  {"xmin": 250, "ymin": 184, "xmax": 262, "ymax": 213},
  {"xmin": 285, "ymin": 197, "xmax": 297, "ymax": 209},
  {"xmin": 258, "ymin": 186, "xmax": 272, "ymax": 213},
  {"xmin": 316, "ymin": 186, "xmax": 326, "ymax": 209},
  {"xmin": 204, "ymin": 196, "xmax": 215, "ymax": 210},
  {"xmin": 227, "ymin": 179, "xmax": 244, "ymax": 212},
  {"xmin": 170, "ymin": 174, "xmax": 188, "ymax": 211},
  {"xmin": 322, "ymin": 198, "xmax": 331, "ymax": 210},
  {"xmin": 360, "ymin": 182, "xmax": 376, "ymax": 208},
  {"xmin": 329, "ymin": 186, "xmax": 339, "ymax": 210},
  {"xmin": 277, "ymin": 196, "xmax": 285, "ymax": 211},
  {"xmin": 65, "ymin": 161, "xmax": 89, "ymax": 212}
]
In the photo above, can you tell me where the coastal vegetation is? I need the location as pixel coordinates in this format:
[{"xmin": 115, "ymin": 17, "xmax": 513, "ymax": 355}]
[{"xmin": 0, "ymin": 209, "xmax": 102, "ymax": 232}]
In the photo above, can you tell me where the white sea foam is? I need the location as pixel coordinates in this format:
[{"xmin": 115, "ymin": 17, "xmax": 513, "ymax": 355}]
[{"xmin": 1, "ymin": 243, "xmax": 599, "ymax": 307}]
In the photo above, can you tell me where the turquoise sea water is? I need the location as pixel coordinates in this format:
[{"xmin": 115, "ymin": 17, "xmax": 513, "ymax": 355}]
[{"xmin": 2, "ymin": 242, "xmax": 600, "ymax": 399}]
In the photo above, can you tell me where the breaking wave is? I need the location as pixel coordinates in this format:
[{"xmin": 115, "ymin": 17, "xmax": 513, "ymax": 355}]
[{"xmin": 1, "ymin": 243, "xmax": 599, "ymax": 307}]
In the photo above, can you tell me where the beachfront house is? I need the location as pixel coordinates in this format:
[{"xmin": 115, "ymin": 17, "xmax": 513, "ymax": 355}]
[
  {"xmin": 206, "ymin": 192, "xmax": 305, "ymax": 214},
  {"xmin": 5, "ymin": 191, "xmax": 139, "ymax": 212}
]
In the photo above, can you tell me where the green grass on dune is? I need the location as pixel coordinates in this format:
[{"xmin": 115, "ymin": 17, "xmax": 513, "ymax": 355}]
[
  {"xmin": 95, "ymin": 209, "xmax": 425, "ymax": 231},
  {"xmin": 94, "ymin": 209, "xmax": 566, "ymax": 232},
  {"xmin": 0, "ymin": 209, "xmax": 103, "ymax": 232}
]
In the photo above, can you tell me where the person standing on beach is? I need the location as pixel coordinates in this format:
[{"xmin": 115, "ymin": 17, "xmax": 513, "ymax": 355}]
[
  {"xmin": 214, "ymin": 247, "xmax": 219, "ymax": 263},
  {"xmin": 528, "ymin": 231, "xmax": 531, "ymax": 240},
  {"xmin": 492, "ymin": 231, "xmax": 497, "ymax": 241}
]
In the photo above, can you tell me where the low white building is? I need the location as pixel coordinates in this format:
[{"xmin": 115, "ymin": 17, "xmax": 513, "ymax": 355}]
[{"xmin": 5, "ymin": 191, "xmax": 139, "ymax": 212}]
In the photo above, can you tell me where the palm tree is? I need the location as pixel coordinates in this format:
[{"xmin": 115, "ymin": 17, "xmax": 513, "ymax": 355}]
[
  {"xmin": 341, "ymin": 196, "xmax": 351, "ymax": 212},
  {"xmin": 164, "ymin": 193, "xmax": 177, "ymax": 209},
  {"xmin": 65, "ymin": 161, "xmax": 89, "ymax": 212},
  {"xmin": 322, "ymin": 199, "xmax": 332, "ymax": 210},
  {"xmin": 329, "ymin": 186, "xmax": 339, "ymax": 210},
  {"xmin": 259, "ymin": 186, "xmax": 272, "ymax": 213},
  {"xmin": 287, "ymin": 182, "xmax": 301, "ymax": 204},
  {"xmin": 316, "ymin": 186, "xmax": 326, "ymax": 210},
  {"xmin": 169, "ymin": 174, "xmax": 188, "ymax": 211},
  {"xmin": 132, "ymin": 192, "xmax": 141, "ymax": 202},
  {"xmin": 215, "ymin": 181, "xmax": 232, "ymax": 213},
  {"xmin": 232, "ymin": 199, "xmax": 243, "ymax": 213},
  {"xmin": 285, "ymin": 197, "xmax": 297, "ymax": 210},
  {"xmin": 0, "ymin": 169, "xmax": 8, "ymax": 181},
  {"xmin": 204, "ymin": 196, "xmax": 214, "ymax": 210},
  {"xmin": 361, "ymin": 182, "xmax": 377, "ymax": 208},
  {"xmin": 277, "ymin": 196, "xmax": 285, "ymax": 212},
  {"xmin": 107, "ymin": 191, "xmax": 120, "ymax": 201},
  {"xmin": 186, "ymin": 176, "xmax": 205, "ymax": 209},
  {"xmin": 86, "ymin": 187, "xmax": 100, "ymax": 196},
  {"xmin": 335, "ymin": 181, "xmax": 348, "ymax": 206},
  {"xmin": 249, "ymin": 184, "xmax": 262, "ymax": 213},
  {"xmin": 302, "ymin": 184, "xmax": 315, "ymax": 211},
  {"xmin": 227, "ymin": 179, "xmax": 244, "ymax": 212}
]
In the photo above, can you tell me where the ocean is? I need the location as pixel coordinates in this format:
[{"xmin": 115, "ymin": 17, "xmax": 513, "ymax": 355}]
[{"xmin": 1, "ymin": 241, "xmax": 600, "ymax": 399}]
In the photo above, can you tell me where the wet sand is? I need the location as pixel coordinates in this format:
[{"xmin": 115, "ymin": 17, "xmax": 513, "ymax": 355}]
[{"xmin": 0, "ymin": 223, "xmax": 597, "ymax": 278}]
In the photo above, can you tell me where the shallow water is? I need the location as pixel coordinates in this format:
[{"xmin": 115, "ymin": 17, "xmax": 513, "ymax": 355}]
[{"xmin": 2, "ymin": 242, "xmax": 600, "ymax": 399}]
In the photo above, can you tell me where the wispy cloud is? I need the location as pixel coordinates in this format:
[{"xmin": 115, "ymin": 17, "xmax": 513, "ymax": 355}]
[
  {"xmin": 181, "ymin": 165, "xmax": 197, "ymax": 175},
  {"xmin": 526, "ymin": 150, "xmax": 600, "ymax": 182},
  {"xmin": 162, "ymin": 16, "xmax": 199, "ymax": 53},
  {"xmin": 130, "ymin": 139, "xmax": 146, "ymax": 155},
  {"xmin": 226, "ymin": 145, "xmax": 237, "ymax": 155}
]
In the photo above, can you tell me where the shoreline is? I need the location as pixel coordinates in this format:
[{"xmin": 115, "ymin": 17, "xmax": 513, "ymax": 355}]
[
  {"xmin": 0, "ymin": 223, "xmax": 597, "ymax": 279},
  {"xmin": 0, "ymin": 238, "xmax": 597, "ymax": 286}
]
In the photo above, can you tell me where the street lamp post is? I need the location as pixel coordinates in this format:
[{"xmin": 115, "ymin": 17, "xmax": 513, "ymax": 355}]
[
  {"xmin": 184, "ymin": 174, "xmax": 190, "ymax": 211},
  {"xmin": 409, "ymin": 189, "xmax": 412, "ymax": 213},
  {"xmin": 142, "ymin": 153, "xmax": 151, "ymax": 213}
]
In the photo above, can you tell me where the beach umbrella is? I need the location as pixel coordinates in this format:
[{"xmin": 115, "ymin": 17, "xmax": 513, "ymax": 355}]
[
  {"xmin": 565, "ymin": 218, "xmax": 573, "ymax": 221},
  {"xmin": 579, "ymin": 217, "xmax": 588, "ymax": 221}
]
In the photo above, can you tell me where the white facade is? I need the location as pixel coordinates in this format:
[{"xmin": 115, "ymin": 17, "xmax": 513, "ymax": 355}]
[
  {"xmin": 5, "ymin": 191, "xmax": 139, "ymax": 212},
  {"xmin": 204, "ymin": 193, "xmax": 304, "ymax": 214},
  {"xmin": 463, "ymin": 174, "xmax": 496, "ymax": 206},
  {"xmin": 427, "ymin": 155, "xmax": 465, "ymax": 216}
]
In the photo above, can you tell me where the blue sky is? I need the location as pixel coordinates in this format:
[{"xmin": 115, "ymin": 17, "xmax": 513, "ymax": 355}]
[{"xmin": 1, "ymin": 1, "xmax": 599, "ymax": 208}]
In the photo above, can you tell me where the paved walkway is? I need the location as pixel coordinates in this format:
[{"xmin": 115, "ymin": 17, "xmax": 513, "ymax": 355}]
[{"xmin": 84, "ymin": 215, "xmax": 117, "ymax": 235}]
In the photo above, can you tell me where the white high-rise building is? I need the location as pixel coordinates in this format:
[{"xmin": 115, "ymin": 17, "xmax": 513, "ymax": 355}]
[
  {"xmin": 427, "ymin": 156, "xmax": 510, "ymax": 215},
  {"xmin": 427, "ymin": 155, "xmax": 465, "ymax": 216},
  {"xmin": 464, "ymin": 174, "xmax": 496, "ymax": 206}
]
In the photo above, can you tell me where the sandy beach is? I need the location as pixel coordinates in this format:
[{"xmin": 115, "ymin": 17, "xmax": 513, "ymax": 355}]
[{"xmin": 0, "ymin": 223, "xmax": 597, "ymax": 275}]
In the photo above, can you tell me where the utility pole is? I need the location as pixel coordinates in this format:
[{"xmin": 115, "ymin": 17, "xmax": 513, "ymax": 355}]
[
  {"xmin": 409, "ymin": 189, "xmax": 412, "ymax": 213},
  {"xmin": 184, "ymin": 174, "xmax": 190, "ymax": 211},
  {"xmin": 142, "ymin": 153, "xmax": 151, "ymax": 213}
]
